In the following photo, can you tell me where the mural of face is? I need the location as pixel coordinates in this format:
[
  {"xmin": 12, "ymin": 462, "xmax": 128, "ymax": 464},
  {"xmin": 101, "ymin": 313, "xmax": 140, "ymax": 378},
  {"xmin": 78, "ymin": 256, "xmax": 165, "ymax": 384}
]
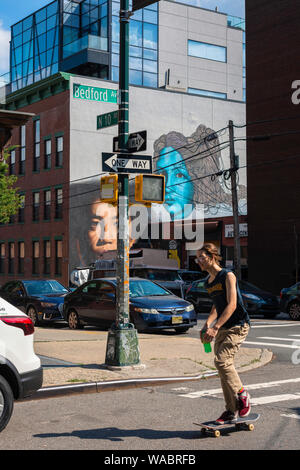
[
  {"xmin": 156, "ymin": 146, "xmax": 194, "ymax": 220},
  {"xmin": 88, "ymin": 201, "xmax": 118, "ymax": 255}
]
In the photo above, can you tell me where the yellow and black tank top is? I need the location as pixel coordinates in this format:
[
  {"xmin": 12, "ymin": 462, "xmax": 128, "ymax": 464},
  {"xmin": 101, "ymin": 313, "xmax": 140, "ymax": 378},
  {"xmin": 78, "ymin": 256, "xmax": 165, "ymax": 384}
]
[{"xmin": 205, "ymin": 269, "xmax": 250, "ymax": 329}]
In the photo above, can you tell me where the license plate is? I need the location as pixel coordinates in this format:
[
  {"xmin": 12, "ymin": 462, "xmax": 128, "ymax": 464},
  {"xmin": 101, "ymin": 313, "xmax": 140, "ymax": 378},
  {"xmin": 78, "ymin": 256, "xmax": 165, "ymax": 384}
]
[{"xmin": 172, "ymin": 316, "xmax": 183, "ymax": 324}]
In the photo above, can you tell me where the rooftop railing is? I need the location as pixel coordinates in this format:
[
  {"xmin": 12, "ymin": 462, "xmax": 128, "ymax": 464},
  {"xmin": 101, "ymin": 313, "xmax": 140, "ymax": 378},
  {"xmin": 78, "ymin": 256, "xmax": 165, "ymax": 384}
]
[{"xmin": 63, "ymin": 34, "xmax": 108, "ymax": 59}]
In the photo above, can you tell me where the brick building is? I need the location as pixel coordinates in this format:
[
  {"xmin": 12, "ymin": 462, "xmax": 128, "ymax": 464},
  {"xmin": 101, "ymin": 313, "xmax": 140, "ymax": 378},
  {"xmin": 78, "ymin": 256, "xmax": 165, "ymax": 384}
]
[{"xmin": 246, "ymin": 0, "xmax": 300, "ymax": 293}]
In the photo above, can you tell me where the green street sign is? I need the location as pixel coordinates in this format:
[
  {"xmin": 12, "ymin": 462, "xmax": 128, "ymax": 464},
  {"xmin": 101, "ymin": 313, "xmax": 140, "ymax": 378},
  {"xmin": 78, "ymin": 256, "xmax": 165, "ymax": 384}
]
[
  {"xmin": 73, "ymin": 83, "xmax": 118, "ymax": 103},
  {"xmin": 97, "ymin": 110, "xmax": 119, "ymax": 130}
]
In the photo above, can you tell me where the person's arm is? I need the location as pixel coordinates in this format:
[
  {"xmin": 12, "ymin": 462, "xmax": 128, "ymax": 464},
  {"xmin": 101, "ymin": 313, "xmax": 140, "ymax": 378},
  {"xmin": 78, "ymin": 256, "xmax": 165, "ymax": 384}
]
[
  {"xmin": 204, "ymin": 272, "xmax": 237, "ymax": 342},
  {"xmin": 200, "ymin": 305, "xmax": 217, "ymax": 342}
]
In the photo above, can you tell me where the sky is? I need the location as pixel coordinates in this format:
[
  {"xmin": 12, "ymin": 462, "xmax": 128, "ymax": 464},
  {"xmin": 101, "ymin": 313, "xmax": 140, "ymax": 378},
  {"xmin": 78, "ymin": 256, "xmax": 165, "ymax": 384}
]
[{"xmin": 0, "ymin": 0, "xmax": 245, "ymax": 76}]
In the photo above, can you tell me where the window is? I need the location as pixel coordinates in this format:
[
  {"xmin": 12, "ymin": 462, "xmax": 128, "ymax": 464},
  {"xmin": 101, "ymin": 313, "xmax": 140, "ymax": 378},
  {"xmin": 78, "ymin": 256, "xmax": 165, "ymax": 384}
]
[
  {"xmin": 32, "ymin": 192, "xmax": 40, "ymax": 221},
  {"xmin": 188, "ymin": 40, "xmax": 227, "ymax": 63},
  {"xmin": 44, "ymin": 190, "xmax": 51, "ymax": 220},
  {"xmin": 43, "ymin": 240, "xmax": 51, "ymax": 275},
  {"xmin": 55, "ymin": 188, "xmax": 63, "ymax": 219},
  {"xmin": 18, "ymin": 194, "xmax": 25, "ymax": 223},
  {"xmin": 44, "ymin": 138, "xmax": 51, "ymax": 169},
  {"xmin": 188, "ymin": 88, "xmax": 227, "ymax": 100},
  {"xmin": 56, "ymin": 136, "xmax": 63, "ymax": 167},
  {"xmin": 10, "ymin": 149, "xmax": 16, "ymax": 175},
  {"xmin": 55, "ymin": 239, "xmax": 62, "ymax": 275},
  {"xmin": 0, "ymin": 243, "xmax": 5, "ymax": 274},
  {"xmin": 18, "ymin": 242, "xmax": 25, "ymax": 274},
  {"xmin": 8, "ymin": 242, "xmax": 15, "ymax": 274},
  {"xmin": 34, "ymin": 119, "xmax": 40, "ymax": 172},
  {"xmin": 20, "ymin": 125, "xmax": 26, "ymax": 174},
  {"xmin": 32, "ymin": 241, "xmax": 39, "ymax": 275}
]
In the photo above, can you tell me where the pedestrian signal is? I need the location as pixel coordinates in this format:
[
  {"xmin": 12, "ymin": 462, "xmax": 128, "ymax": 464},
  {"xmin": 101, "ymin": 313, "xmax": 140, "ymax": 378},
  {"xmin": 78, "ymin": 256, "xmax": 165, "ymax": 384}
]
[
  {"xmin": 100, "ymin": 174, "xmax": 118, "ymax": 204},
  {"xmin": 133, "ymin": 174, "xmax": 165, "ymax": 204}
]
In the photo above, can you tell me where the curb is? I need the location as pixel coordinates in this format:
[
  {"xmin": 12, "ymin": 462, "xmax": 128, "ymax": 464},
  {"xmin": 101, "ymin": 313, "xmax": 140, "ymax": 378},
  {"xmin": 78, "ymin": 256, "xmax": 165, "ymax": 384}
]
[{"xmin": 21, "ymin": 348, "xmax": 273, "ymax": 402}]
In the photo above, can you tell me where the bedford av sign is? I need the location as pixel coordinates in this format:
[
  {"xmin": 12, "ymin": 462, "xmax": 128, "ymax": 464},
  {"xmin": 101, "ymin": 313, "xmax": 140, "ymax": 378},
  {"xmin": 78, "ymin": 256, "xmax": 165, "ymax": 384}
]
[{"xmin": 73, "ymin": 83, "xmax": 118, "ymax": 103}]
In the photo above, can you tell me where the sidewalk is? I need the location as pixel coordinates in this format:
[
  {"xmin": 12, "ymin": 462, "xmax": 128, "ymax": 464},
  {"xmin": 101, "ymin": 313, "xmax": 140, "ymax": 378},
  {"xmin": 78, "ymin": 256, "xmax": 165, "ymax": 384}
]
[{"xmin": 34, "ymin": 327, "xmax": 273, "ymax": 389}]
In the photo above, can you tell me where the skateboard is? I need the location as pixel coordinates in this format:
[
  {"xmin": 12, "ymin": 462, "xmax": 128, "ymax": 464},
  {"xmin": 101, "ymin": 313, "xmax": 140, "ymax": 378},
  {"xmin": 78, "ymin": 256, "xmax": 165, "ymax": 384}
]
[{"xmin": 194, "ymin": 413, "xmax": 260, "ymax": 438}]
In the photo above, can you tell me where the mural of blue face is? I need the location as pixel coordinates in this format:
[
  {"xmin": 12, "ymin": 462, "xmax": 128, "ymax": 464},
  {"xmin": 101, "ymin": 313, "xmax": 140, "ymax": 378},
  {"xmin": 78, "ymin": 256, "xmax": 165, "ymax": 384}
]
[{"xmin": 156, "ymin": 146, "xmax": 194, "ymax": 220}]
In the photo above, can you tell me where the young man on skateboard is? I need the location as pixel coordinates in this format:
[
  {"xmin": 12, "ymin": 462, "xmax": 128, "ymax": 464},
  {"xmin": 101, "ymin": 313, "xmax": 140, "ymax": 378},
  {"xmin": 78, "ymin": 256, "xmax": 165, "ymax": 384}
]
[{"xmin": 197, "ymin": 243, "xmax": 251, "ymax": 424}]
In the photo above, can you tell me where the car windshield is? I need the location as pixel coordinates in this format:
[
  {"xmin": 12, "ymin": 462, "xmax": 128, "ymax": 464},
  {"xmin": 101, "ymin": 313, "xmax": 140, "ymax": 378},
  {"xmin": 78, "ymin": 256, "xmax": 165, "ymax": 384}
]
[
  {"xmin": 129, "ymin": 280, "xmax": 171, "ymax": 298},
  {"xmin": 144, "ymin": 270, "xmax": 180, "ymax": 281},
  {"xmin": 24, "ymin": 280, "xmax": 68, "ymax": 296}
]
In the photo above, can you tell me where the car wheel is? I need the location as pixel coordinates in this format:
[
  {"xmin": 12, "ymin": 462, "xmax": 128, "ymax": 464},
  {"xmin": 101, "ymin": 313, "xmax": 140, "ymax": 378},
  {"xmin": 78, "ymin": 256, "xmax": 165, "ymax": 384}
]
[
  {"xmin": 27, "ymin": 306, "xmax": 39, "ymax": 326},
  {"xmin": 0, "ymin": 375, "xmax": 14, "ymax": 433},
  {"xmin": 288, "ymin": 302, "xmax": 300, "ymax": 320},
  {"xmin": 68, "ymin": 310, "xmax": 82, "ymax": 330}
]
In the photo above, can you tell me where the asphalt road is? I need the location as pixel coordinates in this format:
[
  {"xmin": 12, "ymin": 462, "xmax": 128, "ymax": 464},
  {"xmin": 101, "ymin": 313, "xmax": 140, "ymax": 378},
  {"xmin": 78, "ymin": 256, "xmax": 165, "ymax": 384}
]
[{"xmin": 1, "ymin": 313, "xmax": 300, "ymax": 452}]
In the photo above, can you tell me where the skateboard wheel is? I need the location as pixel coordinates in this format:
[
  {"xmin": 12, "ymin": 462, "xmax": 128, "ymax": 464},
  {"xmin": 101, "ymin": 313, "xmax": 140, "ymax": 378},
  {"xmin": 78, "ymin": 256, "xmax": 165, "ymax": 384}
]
[
  {"xmin": 214, "ymin": 430, "xmax": 221, "ymax": 438},
  {"xmin": 248, "ymin": 424, "xmax": 255, "ymax": 431}
]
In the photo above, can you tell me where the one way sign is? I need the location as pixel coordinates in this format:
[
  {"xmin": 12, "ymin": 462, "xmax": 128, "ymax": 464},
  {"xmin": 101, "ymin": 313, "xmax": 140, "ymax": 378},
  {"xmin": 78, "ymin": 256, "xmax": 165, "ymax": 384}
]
[
  {"xmin": 113, "ymin": 130, "xmax": 147, "ymax": 153},
  {"xmin": 102, "ymin": 153, "xmax": 153, "ymax": 174}
]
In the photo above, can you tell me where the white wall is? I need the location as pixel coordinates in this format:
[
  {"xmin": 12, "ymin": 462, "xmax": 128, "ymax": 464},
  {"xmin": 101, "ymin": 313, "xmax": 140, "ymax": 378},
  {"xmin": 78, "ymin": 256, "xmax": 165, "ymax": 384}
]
[{"xmin": 158, "ymin": 0, "xmax": 244, "ymax": 101}]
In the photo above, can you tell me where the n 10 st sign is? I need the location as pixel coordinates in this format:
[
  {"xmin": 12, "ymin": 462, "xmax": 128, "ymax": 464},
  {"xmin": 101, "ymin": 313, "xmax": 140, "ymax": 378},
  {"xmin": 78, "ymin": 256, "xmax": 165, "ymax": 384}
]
[
  {"xmin": 97, "ymin": 111, "xmax": 119, "ymax": 130},
  {"xmin": 73, "ymin": 83, "xmax": 118, "ymax": 103}
]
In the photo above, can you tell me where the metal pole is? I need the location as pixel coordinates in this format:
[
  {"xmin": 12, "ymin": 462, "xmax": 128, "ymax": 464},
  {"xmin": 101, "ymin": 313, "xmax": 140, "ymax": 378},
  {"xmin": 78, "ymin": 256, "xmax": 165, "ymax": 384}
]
[
  {"xmin": 229, "ymin": 120, "xmax": 242, "ymax": 281},
  {"xmin": 105, "ymin": 0, "xmax": 140, "ymax": 367},
  {"xmin": 116, "ymin": 0, "xmax": 130, "ymax": 327}
]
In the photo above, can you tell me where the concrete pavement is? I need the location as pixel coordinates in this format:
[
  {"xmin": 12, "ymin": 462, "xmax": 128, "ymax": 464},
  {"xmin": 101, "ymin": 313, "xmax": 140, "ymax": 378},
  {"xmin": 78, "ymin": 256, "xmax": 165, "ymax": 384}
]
[{"xmin": 33, "ymin": 326, "xmax": 273, "ymax": 394}]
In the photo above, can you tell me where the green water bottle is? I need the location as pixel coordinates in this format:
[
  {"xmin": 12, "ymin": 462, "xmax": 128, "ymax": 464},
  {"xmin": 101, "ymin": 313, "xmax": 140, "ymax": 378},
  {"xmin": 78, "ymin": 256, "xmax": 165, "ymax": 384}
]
[{"xmin": 201, "ymin": 331, "xmax": 212, "ymax": 353}]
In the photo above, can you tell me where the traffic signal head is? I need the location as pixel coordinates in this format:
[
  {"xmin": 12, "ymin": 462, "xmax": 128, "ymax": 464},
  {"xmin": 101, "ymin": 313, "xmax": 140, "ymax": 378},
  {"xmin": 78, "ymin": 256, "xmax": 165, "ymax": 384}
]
[
  {"xmin": 134, "ymin": 174, "xmax": 165, "ymax": 204},
  {"xmin": 100, "ymin": 174, "xmax": 118, "ymax": 204}
]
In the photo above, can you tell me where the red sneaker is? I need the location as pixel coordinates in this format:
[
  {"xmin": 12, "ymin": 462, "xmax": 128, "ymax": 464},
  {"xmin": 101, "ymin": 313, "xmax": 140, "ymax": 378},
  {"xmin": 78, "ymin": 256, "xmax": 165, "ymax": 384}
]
[
  {"xmin": 215, "ymin": 410, "xmax": 238, "ymax": 425},
  {"xmin": 238, "ymin": 389, "xmax": 251, "ymax": 418}
]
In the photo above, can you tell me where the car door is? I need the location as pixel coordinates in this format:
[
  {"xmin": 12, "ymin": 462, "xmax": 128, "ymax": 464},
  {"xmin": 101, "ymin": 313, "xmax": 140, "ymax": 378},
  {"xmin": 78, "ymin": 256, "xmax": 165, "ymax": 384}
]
[
  {"xmin": 9, "ymin": 282, "xmax": 27, "ymax": 312},
  {"xmin": 88, "ymin": 281, "xmax": 116, "ymax": 327},
  {"xmin": 0, "ymin": 282, "xmax": 20, "ymax": 307},
  {"xmin": 76, "ymin": 281, "xmax": 101, "ymax": 324}
]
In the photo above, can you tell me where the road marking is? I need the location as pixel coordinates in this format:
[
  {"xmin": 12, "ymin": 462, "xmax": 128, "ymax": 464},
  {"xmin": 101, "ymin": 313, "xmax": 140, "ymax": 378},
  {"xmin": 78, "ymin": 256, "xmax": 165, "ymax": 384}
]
[
  {"xmin": 258, "ymin": 336, "xmax": 300, "ymax": 342},
  {"xmin": 251, "ymin": 393, "xmax": 300, "ymax": 405},
  {"xmin": 178, "ymin": 377, "xmax": 300, "ymax": 399},
  {"xmin": 244, "ymin": 341, "xmax": 300, "ymax": 349},
  {"xmin": 281, "ymin": 414, "xmax": 300, "ymax": 420},
  {"xmin": 251, "ymin": 323, "xmax": 300, "ymax": 328}
]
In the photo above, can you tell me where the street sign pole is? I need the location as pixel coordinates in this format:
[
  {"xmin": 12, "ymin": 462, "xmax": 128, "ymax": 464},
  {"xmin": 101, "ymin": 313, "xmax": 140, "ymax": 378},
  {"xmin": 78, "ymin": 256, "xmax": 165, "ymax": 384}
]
[{"xmin": 105, "ymin": 0, "xmax": 140, "ymax": 368}]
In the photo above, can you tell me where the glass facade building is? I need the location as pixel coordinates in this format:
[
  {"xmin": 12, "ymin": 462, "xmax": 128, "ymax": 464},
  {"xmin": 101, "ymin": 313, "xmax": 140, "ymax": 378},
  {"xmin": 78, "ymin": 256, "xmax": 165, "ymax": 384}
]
[{"xmin": 9, "ymin": 0, "xmax": 158, "ymax": 92}]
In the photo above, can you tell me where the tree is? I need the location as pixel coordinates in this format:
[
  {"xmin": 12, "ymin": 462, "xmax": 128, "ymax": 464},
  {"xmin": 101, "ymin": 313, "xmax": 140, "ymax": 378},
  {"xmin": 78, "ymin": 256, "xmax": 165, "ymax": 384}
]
[{"xmin": 0, "ymin": 146, "xmax": 21, "ymax": 224}]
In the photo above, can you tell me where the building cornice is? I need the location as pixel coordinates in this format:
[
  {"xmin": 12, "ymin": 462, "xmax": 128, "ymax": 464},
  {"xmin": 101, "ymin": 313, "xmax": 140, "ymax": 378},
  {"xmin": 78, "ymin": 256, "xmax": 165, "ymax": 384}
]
[{"xmin": 5, "ymin": 72, "xmax": 72, "ymax": 111}]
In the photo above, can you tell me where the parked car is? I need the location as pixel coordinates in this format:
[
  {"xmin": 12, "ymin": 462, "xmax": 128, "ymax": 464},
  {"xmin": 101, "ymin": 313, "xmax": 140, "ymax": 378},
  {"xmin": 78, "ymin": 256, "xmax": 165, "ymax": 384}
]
[
  {"xmin": 184, "ymin": 278, "xmax": 213, "ymax": 313},
  {"xmin": 178, "ymin": 270, "xmax": 207, "ymax": 293},
  {"xmin": 0, "ymin": 279, "xmax": 70, "ymax": 326},
  {"xmin": 280, "ymin": 282, "xmax": 300, "ymax": 320},
  {"xmin": 63, "ymin": 277, "xmax": 197, "ymax": 333},
  {"xmin": 0, "ymin": 296, "xmax": 43, "ymax": 432},
  {"xmin": 239, "ymin": 280, "xmax": 280, "ymax": 318},
  {"xmin": 185, "ymin": 277, "xmax": 280, "ymax": 318},
  {"xmin": 91, "ymin": 266, "xmax": 185, "ymax": 298}
]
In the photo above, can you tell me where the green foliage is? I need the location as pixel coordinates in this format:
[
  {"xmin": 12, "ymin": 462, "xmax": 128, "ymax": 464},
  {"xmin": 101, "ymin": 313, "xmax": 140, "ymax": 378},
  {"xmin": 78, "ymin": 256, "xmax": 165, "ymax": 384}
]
[{"xmin": 0, "ymin": 146, "xmax": 21, "ymax": 224}]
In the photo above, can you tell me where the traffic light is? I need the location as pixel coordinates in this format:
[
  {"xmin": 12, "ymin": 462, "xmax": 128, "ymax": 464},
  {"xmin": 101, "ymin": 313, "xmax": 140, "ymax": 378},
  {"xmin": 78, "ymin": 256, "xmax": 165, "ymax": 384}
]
[
  {"xmin": 100, "ymin": 174, "xmax": 118, "ymax": 204},
  {"xmin": 132, "ymin": 174, "xmax": 165, "ymax": 205}
]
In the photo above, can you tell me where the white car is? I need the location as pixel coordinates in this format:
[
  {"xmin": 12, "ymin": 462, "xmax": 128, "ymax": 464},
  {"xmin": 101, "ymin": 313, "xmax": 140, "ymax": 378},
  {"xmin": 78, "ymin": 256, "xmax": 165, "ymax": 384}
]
[{"xmin": 0, "ymin": 296, "xmax": 43, "ymax": 432}]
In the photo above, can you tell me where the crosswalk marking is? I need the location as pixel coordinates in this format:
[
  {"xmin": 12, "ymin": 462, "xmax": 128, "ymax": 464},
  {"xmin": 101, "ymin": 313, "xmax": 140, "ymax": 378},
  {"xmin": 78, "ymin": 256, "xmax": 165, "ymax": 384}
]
[
  {"xmin": 251, "ymin": 393, "xmax": 300, "ymax": 405},
  {"xmin": 258, "ymin": 337, "xmax": 300, "ymax": 342},
  {"xmin": 251, "ymin": 323, "xmax": 300, "ymax": 328},
  {"xmin": 178, "ymin": 377, "xmax": 300, "ymax": 399},
  {"xmin": 244, "ymin": 341, "xmax": 300, "ymax": 349},
  {"xmin": 281, "ymin": 414, "xmax": 300, "ymax": 420}
]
